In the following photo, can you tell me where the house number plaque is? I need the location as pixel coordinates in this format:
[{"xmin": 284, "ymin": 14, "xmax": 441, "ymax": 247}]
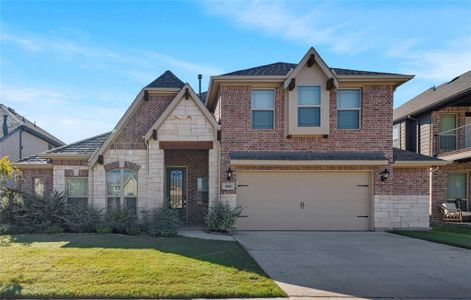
[{"xmin": 222, "ymin": 182, "xmax": 236, "ymax": 191}]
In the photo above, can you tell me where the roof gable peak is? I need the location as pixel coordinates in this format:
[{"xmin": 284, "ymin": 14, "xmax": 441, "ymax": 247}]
[{"xmin": 145, "ymin": 70, "xmax": 185, "ymax": 89}]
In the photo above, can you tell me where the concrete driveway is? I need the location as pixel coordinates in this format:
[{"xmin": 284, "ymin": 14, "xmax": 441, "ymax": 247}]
[{"xmin": 234, "ymin": 232, "xmax": 471, "ymax": 299}]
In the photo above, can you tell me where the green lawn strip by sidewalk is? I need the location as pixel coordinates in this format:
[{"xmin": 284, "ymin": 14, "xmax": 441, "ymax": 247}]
[
  {"xmin": 392, "ymin": 225, "xmax": 471, "ymax": 250},
  {"xmin": 0, "ymin": 233, "xmax": 286, "ymax": 298}
]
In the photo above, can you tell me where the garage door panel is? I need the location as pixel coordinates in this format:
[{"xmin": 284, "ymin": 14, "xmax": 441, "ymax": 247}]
[{"xmin": 236, "ymin": 171, "xmax": 371, "ymax": 231}]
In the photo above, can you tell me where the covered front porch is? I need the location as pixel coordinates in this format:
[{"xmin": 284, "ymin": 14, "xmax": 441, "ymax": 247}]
[{"xmin": 163, "ymin": 145, "xmax": 211, "ymax": 225}]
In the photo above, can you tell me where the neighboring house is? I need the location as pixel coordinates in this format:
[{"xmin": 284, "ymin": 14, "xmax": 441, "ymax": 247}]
[
  {"xmin": 15, "ymin": 47, "xmax": 446, "ymax": 231},
  {"xmin": 0, "ymin": 104, "xmax": 65, "ymax": 162},
  {"xmin": 393, "ymin": 70, "xmax": 471, "ymax": 222}
]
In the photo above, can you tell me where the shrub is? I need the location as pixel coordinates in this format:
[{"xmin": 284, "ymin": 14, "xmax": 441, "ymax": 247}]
[
  {"xmin": 0, "ymin": 190, "xmax": 24, "ymax": 226},
  {"xmin": 205, "ymin": 199, "xmax": 242, "ymax": 233},
  {"xmin": 21, "ymin": 191, "xmax": 69, "ymax": 230},
  {"xmin": 148, "ymin": 206, "xmax": 182, "ymax": 237},
  {"xmin": 104, "ymin": 207, "xmax": 139, "ymax": 234},
  {"xmin": 96, "ymin": 225, "xmax": 112, "ymax": 234},
  {"xmin": 64, "ymin": 204, "xmax": 103, "ymax": 233}
]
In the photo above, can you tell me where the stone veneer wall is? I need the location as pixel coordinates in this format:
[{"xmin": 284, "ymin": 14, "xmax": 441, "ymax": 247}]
[{"xmin": 374, "ymin": 168, "xmax": 430, "ymax": 230}]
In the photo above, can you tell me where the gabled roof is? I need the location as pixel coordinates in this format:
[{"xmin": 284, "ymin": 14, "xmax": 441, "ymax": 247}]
[
  {"xmin": 144, "ymin": 84, "xmax": 220, "ymax": 141},
  {"xmin": 206, "ymin": 47, "xmax": 413, "ymax": 111},
  {"xmin": 394, "ymin": 70, "xmax": 471, "ymax": 122},
  {"xmin": 145, "ymin": 70, "xmax": 185, "ymax": 89},
  {"xmin": 0, "ymin": 104, "xmax": 64, "ymax": 146},
  {"xmin": 43, "ymin": 132, "xmax": 111, "ymax": 156},
  {"xmin": 146, "ymin": 70, "xmax": 185, "ymax": 89},
  {"xmin": 220, "ymin": 64, "xmax": 408, "ymax": 77}
]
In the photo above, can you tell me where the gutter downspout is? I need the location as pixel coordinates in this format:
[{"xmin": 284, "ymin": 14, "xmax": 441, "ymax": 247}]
[{"xmin": 19, "ymin": 128, "xmax": 23, "ymax": 160}]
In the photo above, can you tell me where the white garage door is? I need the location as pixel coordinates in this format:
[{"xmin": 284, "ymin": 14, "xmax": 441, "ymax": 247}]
[{"xmin": 236, "ymin": 171, "xmax": 371, "ymax": 231}]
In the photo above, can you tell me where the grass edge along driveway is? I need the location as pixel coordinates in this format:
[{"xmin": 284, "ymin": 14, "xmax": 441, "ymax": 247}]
[
  {"xmin": 391, "ymin": 224, "xmax": 471, "ymax": 250},
  {"xmin": 0, "ymin": 233, "xmax": 286, "ymax": 299}
]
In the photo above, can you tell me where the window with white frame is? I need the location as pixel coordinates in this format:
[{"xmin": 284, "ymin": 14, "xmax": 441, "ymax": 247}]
[
  {"xmin": 107, "ymin": 169, "xmax": 138, "ymax": 214},
  {"xmin": 66, "ymin": 177, "xmax": 88, "ymax": 207},
  {"xmin": 337, "ymin": 89, "xmax": 361, "ymax": 129},
  {"xmin": 33, "ymin": 177, "xmax": 44, "ymax": 197},
  {"xmin": 297, "ymin": 86, "xmax": 321, "ymax": 127},
  {"xmin": 393, "ymin": 124, "xmax": 400, "ymax": 148},
  {"xmin": 251, "ymin": 90, "xmax": 275, "ymax": 129}
]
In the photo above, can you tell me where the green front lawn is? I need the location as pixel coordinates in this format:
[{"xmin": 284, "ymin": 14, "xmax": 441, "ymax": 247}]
[
  {"xmin": 0, "ymin": 233, "xmax": 285, "ymax": 298},
  {"xmin": 392, "ymin": 224, "xmax": 471, "ymax": 249}
]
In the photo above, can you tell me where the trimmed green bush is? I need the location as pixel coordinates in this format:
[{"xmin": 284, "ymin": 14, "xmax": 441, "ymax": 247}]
[
  {"xmin": 148, "ymin": 207, "xmax": 182, "ymax": 237},
  {"xmin": 205, "ymin": 199, "xmax": 242, "ymax": 233}
]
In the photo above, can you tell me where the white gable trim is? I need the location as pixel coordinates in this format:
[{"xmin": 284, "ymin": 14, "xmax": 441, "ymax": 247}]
[
  {"xmin": 283, "ymin": 47, "xmax": 338, "ymax": 89},
  {"xmin": 144, "ymin": 84, "xmax": 221, "ymax": 141},
  {"xmin": 89, "ymin": 90, "xmax": 145, "ymax": 165}
]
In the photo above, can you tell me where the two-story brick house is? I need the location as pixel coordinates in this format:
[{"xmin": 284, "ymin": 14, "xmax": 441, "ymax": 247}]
[
  {"xmin": 393, "ymin": 70, "xmax": 471, "ymax": 222},
  {"xmin": 15, "ymin": 47, "xmax": 445, "ymax": 230}
]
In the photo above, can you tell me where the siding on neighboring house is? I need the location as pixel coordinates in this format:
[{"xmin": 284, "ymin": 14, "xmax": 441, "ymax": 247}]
[
  {"xmin": 0, "ymin": 130, "xmax": 21, "ymax": 161},
  {"xmin": 418, "ymin": 113, "xmax": 432, "ymax": 156},
  {"xmin": 0, "ymin": 130, "xmax": 52, "ymax": 162}
]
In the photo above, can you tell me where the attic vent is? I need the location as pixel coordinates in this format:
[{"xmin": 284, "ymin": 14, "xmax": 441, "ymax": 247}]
[
  {"xmin": 431, "ymin": 85, "xmax": 436, "ymax": 91},
  {"xmin": 448, "ymin": 76, "xmax": 460, "ymax": 84}
]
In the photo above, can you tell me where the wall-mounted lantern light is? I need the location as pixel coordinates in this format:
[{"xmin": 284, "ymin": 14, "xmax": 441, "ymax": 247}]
[
  {"xmin": 380, "ymin": 169, "xmax": 390, "ymax": 181},
  {"xmin": 226, "ymin": 167, "xmax": 233, "ymax": 181}
]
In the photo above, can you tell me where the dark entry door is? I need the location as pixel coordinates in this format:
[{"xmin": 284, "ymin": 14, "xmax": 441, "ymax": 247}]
[{"xmin": 166, "ymin": 167, "xmax": 187, "ymax": 221}]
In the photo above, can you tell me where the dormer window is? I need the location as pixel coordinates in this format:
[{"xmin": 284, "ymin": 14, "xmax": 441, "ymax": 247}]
[
  {"xmin": 251, "ymin": 89, "xmax": 275, "ymax": 129},
  {"xmin": 297, "ymin": 86, "xmax": 321, "ymax": 127}
]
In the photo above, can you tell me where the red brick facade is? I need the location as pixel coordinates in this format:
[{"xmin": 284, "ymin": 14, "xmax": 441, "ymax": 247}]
[
  {"xmin": 392, "ymin": 168, "xmax": 430, "ymax": 195},
  {"xmin": 111, "ymin": 94, "xmax": 174, "ymax": 150},
  {"xmin": 218, "ymin": 84, "xmax": 395, "ymax": 195},
  {"xmin": 20, "ymin": 168, "xmax": 53, "ymax": 196},
  {"xmin": 164, "ymin": 149, "xmax": 209, "ymax": 224}
]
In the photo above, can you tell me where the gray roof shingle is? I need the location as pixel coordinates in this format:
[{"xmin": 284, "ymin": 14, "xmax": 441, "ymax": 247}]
[
  {"xmin": 221, "ymin": 62, "xmax": 407, "ymax": 77},
  {"xmin": 230, "ymin": 151, "xmax": 387, "ymax": 161},
  {"xmin": 394, "ymin": 70, "xmax": 471, "ymax": 122},
  {"xmin": 145, "ymin": 70, "xmax": 185, "ymax": 89},
  {"xmin": 393, "ymin": 148, "xmax": 444, "ymax": 162},
  {"xmin": 46, "ymin": 132, "xmax": 111, "ymax": 155},
  {"xmin": 17, "ymin": 155, "xmax": 51, "ymax": 165}
]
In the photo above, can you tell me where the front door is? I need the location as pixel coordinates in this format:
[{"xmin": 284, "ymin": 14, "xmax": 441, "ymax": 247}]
[{"xmin": 166, "ymin": 167, "xmax": 187, "ymax": 221}]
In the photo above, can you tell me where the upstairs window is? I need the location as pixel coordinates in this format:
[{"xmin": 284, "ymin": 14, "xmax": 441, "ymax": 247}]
[
  {"xmin": 66, "ymin": 177, "xmax": 88, "ymax": 207},
  {"xmin": 251, "ymin": 90, "xmax": 275, "ymax": 129},
  {"xmin": 337, "ymin": 89, "xmax": 361, "ymax": 129},
  {"xmin": 393, "ymin": 124, "xmax": 400, "ymax": 148},
  {"xmin": 297, "ymin": 86, "xmax": 321, "ymax": 127}
]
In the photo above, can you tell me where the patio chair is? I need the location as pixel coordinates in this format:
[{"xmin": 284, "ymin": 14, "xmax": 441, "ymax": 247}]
[{"xmin": 439, "ymin": 202, "xmax": 462, "ymax": 222}]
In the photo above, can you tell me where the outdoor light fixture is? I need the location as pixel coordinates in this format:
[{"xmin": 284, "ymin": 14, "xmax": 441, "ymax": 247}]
[
  {"xmin": 226, "ymin": 167, "xmax": 233, "ymax": 181},
  {"xmin": 380, "ymin": 169, "xmax": 390, "ymax": 181}
]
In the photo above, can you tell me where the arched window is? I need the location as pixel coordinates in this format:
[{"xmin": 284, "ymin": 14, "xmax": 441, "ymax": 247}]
[{"xmin": 107, "ymin": 169, "xmax": 138, "ymax": 214}]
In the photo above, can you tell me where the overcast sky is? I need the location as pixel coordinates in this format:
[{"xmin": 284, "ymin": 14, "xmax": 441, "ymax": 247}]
[{"xmin": 1, "ymin": 0, "xmax": 470, "ymax": 143}]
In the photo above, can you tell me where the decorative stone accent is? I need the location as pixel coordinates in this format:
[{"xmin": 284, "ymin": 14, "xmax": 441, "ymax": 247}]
[
  {"xmin": 374, "ymin": 195, "xmax": 429, "ymax": 229},
  {"xmin": 103, "ymin": 161, "xmax": 120, "ymax": 171}
]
